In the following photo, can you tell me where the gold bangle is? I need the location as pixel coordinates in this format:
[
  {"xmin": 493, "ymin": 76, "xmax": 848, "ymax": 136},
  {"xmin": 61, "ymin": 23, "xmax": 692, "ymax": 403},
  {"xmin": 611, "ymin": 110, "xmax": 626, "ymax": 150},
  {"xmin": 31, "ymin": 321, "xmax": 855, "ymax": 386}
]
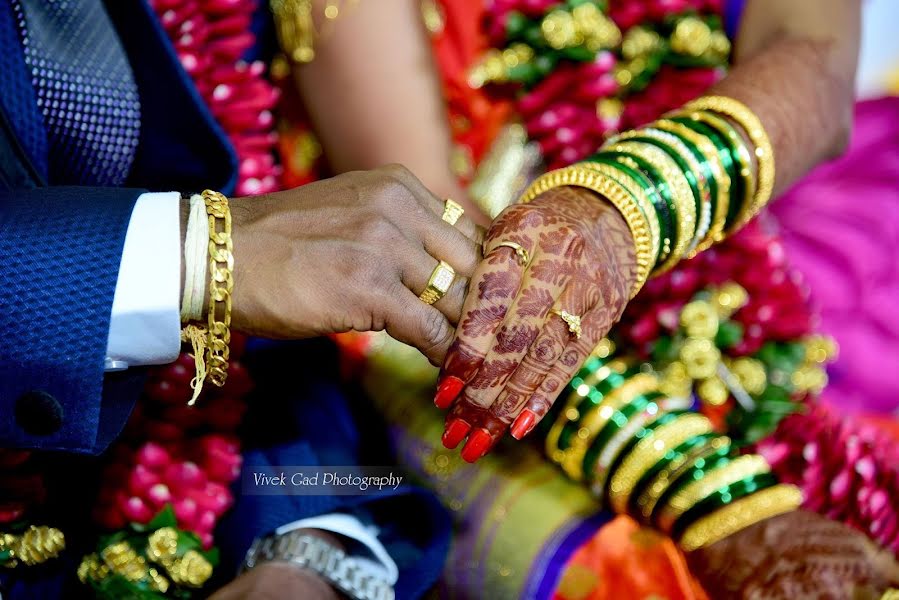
[
  {"xmin": 635, "ymin": 128, "xmax": 713, "ymax": 256},
  {"xmin": 545, "ymin": 360, "xmax": 627, "ymax": 461},
  {"xmin": 601, "ymin": 140, "xmax": 696, "ymax": 275},
  {"xmin": 653, "ymin": 119, "xmax": 731, "ymax": 252},
  {"xmin": 202, "ymin": 189, "xmax": 234, "ymax": 390},
  {"xmin": 608, "ymin": 413, "xmax": 713, "ymax": 514},
  {"xmin": 684, "ymin": 95, "xmax": 775, "ymax": 230},
  {"xmin": 678, "ymin": 484, "xmax": 803, "ymax": 551},
  {"xmin": 637, "ymin": 435, "xmax": 732, "ymax": 521},
  {"xmin": 561, "ymin": 373, "xmax": 659, "ymax": 481},
  {"xmin": 581, "ymin": 162, "xmax": 661, "ymax": 264},
  {"xmin": 520, "ymin": 166, "xmax": 654, "ymax": 297},
  {"xmin": 655, "ymin": 453, "xmax": 771, "ymax": 534}
]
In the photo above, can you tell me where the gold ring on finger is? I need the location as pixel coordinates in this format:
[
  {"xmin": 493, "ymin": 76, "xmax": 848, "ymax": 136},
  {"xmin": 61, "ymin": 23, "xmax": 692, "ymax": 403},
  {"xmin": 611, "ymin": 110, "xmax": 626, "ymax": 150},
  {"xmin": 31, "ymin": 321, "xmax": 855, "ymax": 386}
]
[
  {"xmin": 442, "ymin": 198, "xmax": 465, "ymax": 226},
  {"xmin": 487, "ymin": 241, "xmax": 530, "ymax": 266},
  {"xmin": 550, "ymin": 309, "xmax": 582, "ymax": 339},
  {"xmin": 419, "ymin": 260, "xmax": 456, "ymax": 305}
]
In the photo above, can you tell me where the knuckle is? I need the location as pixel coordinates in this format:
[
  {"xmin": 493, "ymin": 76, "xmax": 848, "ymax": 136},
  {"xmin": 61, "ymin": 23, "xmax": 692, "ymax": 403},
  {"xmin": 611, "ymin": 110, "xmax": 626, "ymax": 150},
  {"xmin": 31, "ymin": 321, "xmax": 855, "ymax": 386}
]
[
  {"xmin": 530, "ymin": 333, "xmax": 565, "ymax": 364},
  {"xmin": 420, "ymin": 309, "xmax": 452, "ymax": 354},
  {"xmin": 360, "ymin": 215, "xmax": 400, "ymax": 245}
]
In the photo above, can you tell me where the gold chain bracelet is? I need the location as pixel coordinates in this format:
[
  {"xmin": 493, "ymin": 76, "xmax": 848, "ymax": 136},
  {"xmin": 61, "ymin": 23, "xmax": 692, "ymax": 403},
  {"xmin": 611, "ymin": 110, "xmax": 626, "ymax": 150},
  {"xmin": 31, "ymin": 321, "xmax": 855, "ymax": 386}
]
[
  {"xmin": 203, "ymin": 189, "xmax": 234, "ymax": 390},
  {"xmin": 678, "ymin": 483, "xmax": 802, "ymax": 551},
  {"xmin": 520, "ymin": 166, "xmax": 654, "ymax": 296}
]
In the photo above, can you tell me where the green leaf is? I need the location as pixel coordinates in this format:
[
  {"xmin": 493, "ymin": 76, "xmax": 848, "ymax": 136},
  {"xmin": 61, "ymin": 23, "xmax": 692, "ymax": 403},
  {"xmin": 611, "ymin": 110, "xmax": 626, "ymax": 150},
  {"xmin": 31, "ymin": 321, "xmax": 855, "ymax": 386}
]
[
  {"xmin": 132, "ymin": 505, "xmax": 177, "ymax": 533},
  {"xmin": 175, "ymin": 530, "xmax": 202, "ymax": 557},
  {"xmin": 715, "ymin": 320, "xmax": 743, "ymax": 348},
  {"xmin": 560, "ymin": 46, "xmax": 595, "ymax": 62},
  {"xmin": 202, "ymin": 546, "xmax": 221, "ymax": 568},
  {"xmin": 504, "ymin": 12, "xmax": 530, "ymax": 39},
  {"xmin": 91, "ymin": 574, "xmax": 168, "ymax": 600}
]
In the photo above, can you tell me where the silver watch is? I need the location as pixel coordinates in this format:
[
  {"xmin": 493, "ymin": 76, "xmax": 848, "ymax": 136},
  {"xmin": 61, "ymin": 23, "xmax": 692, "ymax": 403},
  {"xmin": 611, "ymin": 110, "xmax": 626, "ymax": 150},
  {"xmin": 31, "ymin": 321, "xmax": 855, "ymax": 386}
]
[{"xmin": 242, "ymin": 531, "xmax": 395, "ymax": 600}]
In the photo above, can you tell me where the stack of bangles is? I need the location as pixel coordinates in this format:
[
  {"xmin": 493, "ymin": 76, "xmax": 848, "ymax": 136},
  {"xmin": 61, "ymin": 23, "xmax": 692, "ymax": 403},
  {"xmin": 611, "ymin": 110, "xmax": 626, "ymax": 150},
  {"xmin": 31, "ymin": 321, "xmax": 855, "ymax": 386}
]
[
  {"xmin": 179, "ymin": 189, "xmax": 235, "ymax": 405},
  {"xmin": 520, "ymin": 95, "xmax": 776, "ymax": 297},
  {"xmin": 529, "ymin": 96, "xmax": 800, "ymax": 550}
]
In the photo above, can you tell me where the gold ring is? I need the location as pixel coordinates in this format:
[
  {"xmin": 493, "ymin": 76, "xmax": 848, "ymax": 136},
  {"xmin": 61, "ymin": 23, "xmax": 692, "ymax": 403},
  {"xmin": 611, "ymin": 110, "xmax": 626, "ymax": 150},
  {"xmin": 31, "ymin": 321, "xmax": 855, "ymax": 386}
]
[
  {"xmin": 550, "ymin": 309, "xmax": 582, "ymax": 339},
  {"xmin": 419, "ymin": 260, "xmax": 456, "ymax": 305},
  {"xmin": 441, "ymin": 199, "xmax": 465, "ymax": 226},
  {"xmin": 487, "ymin": 241, "xmax": 530, "ymax": 266}
]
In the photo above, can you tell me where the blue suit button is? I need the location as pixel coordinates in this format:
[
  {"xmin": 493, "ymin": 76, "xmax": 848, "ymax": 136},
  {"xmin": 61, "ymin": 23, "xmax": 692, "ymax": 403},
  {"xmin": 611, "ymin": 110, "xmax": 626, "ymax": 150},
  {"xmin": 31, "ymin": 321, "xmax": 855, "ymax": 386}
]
[{"xmin": 15, "ymin": 391, "xmax": 64, "ymax": 435}]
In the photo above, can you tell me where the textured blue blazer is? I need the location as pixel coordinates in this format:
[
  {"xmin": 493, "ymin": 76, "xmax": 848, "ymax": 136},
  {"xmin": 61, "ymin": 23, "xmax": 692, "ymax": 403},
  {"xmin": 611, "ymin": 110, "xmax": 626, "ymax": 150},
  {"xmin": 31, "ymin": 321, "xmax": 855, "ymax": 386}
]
[{"xmin": 0, "ymin": 0, "xmax": 237, "ymax": 454}]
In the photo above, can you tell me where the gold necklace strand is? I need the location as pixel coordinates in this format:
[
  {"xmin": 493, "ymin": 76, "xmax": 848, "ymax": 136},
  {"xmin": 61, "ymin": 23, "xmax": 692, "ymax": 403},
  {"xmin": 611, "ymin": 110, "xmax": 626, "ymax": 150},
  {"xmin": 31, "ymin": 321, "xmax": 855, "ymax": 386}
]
[
  {"xmin": 202, "ymin": 190, "xmax": 233, "ymax": 391},
  {"xmin": 582, "ymin": 162, "xmax": 661, "ymax": 264},
  {"xmin": 678, "ymin": 484, "xmax": 802, "ymax": 551},
  {"xmin": 653, "ymin": 119, "xmax": 731, "ymax": 253},
  {"xmin": 520, "ymin": 166, "xmax": 654, "ymax": 296},
  {"xmin": 601, "ymin": 141, "xmax": 696, "ymax": 275},
  {"xmin": 545, "ymin": 360, "xmax": 629, "ymax": 461},
  {"xmin": 683, "ymin": 96, "xmax": 775, "ymax": 232},
  {"xmin": 637, "ymin": 435, "xmax": 732, "ymax": 521},
  {"xmin": 271, "ymin": 0, "xmax": 358, "ymax": 63},
  {"xmin": 655, "ymin": 453, "xmax": 771, "ymax": 534},
  {"xmin": 607, "ymin": 413, "xmax": 713, "ymax": 514},
  {"xmin": 670, "ymin": 109, "xmax": 755, "ymax": 234},
  {"xmin": 588, "ymin": 394, "xmax": 694, "ymax": 502},
  {"xmin": 561, "ymin": 373, "xmax": 660, "ymax": 481}
]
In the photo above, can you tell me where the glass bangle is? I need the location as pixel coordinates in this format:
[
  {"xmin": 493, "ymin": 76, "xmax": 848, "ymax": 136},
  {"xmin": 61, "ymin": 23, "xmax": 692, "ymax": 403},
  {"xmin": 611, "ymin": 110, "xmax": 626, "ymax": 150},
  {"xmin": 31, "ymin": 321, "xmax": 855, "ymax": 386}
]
[
  {"xmin": 670, "ymin": 471, "xmax": 779, "ymax": 540},
  {"xmin": 671, "ymin": 110, "xmax": 755, "ymax": 233},
  {"xmin": 654, "ymin": 118, "xmax": 731, "ymax": 251},
  {"xmin": 558, "ymin": 366, "xmax": 636, "ymax": 452},
  {"xmin": 650, "ymin": 444, "xmax": 734, "ymax": 528},
  {"xmin": 626, "ymin": 431, "xmax": 718, "ymax": 520},
  {"xmin": 590, "ymin": 151, "xmax": 677, "ymax": 266},
  {"xmin": 668, "ymin": 116, "xmax": 742, "ymax": 230},
  {"xmin": 546, "ymin": 356, "xmax": 618, "ymax": 458}
]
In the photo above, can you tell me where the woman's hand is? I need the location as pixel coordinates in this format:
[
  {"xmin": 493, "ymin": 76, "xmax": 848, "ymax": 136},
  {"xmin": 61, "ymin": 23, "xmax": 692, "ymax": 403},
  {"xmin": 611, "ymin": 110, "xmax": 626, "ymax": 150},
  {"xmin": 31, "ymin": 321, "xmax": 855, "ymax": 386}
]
[
  {"xmin": 688, "ymin": 510, "xmax": 899, "ymax": 599},
  {"xmin": 435, "ymin": 186, "xmax": 637, "ymax": 461},
  {"xmin": 227, "ymin": 165, "xmax": 482, "ymax": 365}
]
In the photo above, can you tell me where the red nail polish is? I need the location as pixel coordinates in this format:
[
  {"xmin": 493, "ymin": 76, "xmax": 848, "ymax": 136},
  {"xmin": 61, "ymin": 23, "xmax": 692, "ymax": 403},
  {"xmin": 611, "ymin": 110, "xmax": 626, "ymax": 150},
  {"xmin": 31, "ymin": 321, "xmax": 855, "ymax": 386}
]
[
  {"xmin": 510, "ymin": 409, "xmax": 538, "ymax": 440},
  {"xmin": 442, "ymin": 419, "xmax": 471, "ymax": 449},
  {"xmin": 461, "ymin": 429, "xmax": 493, "ymax": 463},
  {"xmin": 434, "ymin": 376, "xmax": 465, "ymax": 409}
]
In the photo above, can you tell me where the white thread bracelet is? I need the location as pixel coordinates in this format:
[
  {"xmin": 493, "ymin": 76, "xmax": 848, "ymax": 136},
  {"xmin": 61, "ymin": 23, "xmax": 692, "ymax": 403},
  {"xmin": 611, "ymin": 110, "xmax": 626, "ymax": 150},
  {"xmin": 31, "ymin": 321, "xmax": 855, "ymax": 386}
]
[{"xmin": 180, "ymin": 194, "xmax": 209, "ymax": 322}]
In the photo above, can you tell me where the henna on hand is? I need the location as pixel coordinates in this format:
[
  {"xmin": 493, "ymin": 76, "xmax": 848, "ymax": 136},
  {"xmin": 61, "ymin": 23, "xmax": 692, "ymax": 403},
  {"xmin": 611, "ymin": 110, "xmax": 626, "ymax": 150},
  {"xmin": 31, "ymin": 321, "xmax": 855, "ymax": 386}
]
[
  {"xmin": 688, "ymin": 510, "xmax": 899, "ymax": 600},
  {"xmin": 436, "ymin": 186, "xmax": 637, "ymax": 461}
]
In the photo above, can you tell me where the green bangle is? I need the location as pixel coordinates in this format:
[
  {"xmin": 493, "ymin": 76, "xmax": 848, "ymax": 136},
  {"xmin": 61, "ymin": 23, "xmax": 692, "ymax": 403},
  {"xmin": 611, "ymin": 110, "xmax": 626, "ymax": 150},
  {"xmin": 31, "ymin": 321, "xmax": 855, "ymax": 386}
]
[
  {"xmin": 671, "ymin": 472, "xmax": 779, "ymax": 540},
  {"xmin": 650, "ymin": 442, "xmax": 734, "ymax": 528},
  {"xmin": 590, "ymin": 151, "xmax": 678, "ymax": 266},
  {"xmin": 627, "ymin": 431, "xmax": 718, "ymax": 520},
  {"xmin": 668, "ymin": 116, "xmax": 742, "ymax": 231},
  {"xmin": 547, "ymin": 357, "xmax": 621, "ymax": 457},
  {"xmin": 582, "ymin": 390, "xmax": 664, "ymax": 480},
  {"xmin": 671, "ymin": 111, "xmax": 755, "ymax": 233},
  {"xmin": 611, "ymin": 131, "xmax": 710, "ymax": 256},
  {"xmin": 558, "ymin": 368, "xmax": 636, "ymax": 451}
]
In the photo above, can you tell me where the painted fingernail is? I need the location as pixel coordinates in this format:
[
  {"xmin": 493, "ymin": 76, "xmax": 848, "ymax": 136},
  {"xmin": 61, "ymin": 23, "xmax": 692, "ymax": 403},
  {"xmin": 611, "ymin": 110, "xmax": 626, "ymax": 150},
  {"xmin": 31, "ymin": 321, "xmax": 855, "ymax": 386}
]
[
  {"xmin": 434, "ymin": 376, "xmax": 465, "ymax": 409},
  {"xmin": 461, "ymin": 428, "xmax": 493, "ymax": 463},
  {"xmin": 510, "ymin": 409, "xmax": 538, "ymax": 440},
  {"xmin": 442, "ymin": 419, "xmax": 471, "ymax": 449}
]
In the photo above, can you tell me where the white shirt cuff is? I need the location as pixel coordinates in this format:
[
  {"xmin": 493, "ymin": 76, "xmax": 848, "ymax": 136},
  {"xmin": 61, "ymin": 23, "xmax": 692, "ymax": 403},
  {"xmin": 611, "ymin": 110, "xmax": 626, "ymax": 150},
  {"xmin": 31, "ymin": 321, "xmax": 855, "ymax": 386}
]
[
  {"xmin": 275, "ymin": 513, "xmax": 399, "ymax": 585},
  {"xmin": 105, "ymin": 192, "xmax": 182, "ymax": 370}
]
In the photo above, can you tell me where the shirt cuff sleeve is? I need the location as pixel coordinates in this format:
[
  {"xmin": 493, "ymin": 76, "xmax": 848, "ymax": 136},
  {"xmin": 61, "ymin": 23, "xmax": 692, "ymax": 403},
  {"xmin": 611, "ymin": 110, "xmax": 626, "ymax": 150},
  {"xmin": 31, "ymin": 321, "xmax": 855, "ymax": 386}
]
[
  {"xmin": 275, "ymin": 513, "xmax": 399, "ymax": 585},
  {"xmin": 105, "ymin": 192, "xmax": 182, "ymax": 370}
]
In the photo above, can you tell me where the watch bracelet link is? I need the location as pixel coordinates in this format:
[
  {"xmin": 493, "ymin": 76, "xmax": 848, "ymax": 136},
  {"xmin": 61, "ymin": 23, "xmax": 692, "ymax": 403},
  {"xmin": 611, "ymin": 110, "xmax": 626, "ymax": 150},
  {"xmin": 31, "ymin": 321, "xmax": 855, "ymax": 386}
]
[{"xmin": 243, "ymin": 531, "xmax": 395, "ymax": 600}]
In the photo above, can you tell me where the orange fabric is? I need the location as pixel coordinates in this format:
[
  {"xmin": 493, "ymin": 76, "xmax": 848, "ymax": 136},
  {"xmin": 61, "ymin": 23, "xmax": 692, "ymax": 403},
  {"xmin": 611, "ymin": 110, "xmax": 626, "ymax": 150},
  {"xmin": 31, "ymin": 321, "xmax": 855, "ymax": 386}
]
[{"xmin": 553, "ymin": 516, "xmax": 709, "ymax": 600}]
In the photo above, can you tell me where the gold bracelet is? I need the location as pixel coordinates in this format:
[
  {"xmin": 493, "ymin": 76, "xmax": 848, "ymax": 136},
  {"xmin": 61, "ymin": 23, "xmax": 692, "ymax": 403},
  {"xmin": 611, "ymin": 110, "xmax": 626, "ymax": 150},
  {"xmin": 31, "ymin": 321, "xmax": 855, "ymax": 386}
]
[
  {"xmin": 608, "ymin": 413, "xmax": 713, "ymax": 514},
  {"xmin": 637, "ymin": 435, "xmax": 732, "ymax": 521},
  {"xmin": 561, "ymin": 373, "xmax": 659, "ymax": 481},
  {"xmin": 655, "ymin": 453, "xmax": 771, "ymax": 534},
  {"xmin": 545, "ymin": 360, "xmax": 627, "ymax": 461},
  {"xmin": 202, "ymin": 189, "xmax": 234, "ymax": 389},
  {"xmin": 684, "ymin": 95, "xmax": 775, "ymax": 231},
  {"xmin": 601, "ymin": 141, "xmax": 696, "ymax": 275},
  {"xmin": 582, "ymin": 162, "xmax": 661, "ymax": 263},
  {"xmin": 520, "ymin": 166, "xmax": 654, "ymax": 296},
  {"xmin": 653, "ymin": 119, "xmax": 731, "ymax": 252},
  {"xmin": 678, "ymin": 483, "xmax": 802, "ymax": 551}
]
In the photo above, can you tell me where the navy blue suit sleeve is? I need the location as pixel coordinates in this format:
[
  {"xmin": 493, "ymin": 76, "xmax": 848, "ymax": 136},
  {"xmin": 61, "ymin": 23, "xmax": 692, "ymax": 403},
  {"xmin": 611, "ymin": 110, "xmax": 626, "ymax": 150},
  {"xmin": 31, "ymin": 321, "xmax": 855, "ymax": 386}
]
[{"xmin": 0, "ymin": 186, "xmax": 149, "ymax": 453}]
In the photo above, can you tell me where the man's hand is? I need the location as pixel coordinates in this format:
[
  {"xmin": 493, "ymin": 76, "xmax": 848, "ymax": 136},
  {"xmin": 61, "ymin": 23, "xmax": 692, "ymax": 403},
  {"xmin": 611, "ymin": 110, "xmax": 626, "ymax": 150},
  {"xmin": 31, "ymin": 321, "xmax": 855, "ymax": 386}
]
[
  {"xmin": 434, "ymin": 186, "xmax": 637, "ymax": 461},
  {"xmin": 208, "ymin": 562, "xmax": 339, "ymax": 600},
  {"xmin": 688, "ymin": 510, "xmax": 899, "ymax": 599},
  {"xmin": 226, "ymin": 165, "xmax": 482, "ymax": 365}
]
